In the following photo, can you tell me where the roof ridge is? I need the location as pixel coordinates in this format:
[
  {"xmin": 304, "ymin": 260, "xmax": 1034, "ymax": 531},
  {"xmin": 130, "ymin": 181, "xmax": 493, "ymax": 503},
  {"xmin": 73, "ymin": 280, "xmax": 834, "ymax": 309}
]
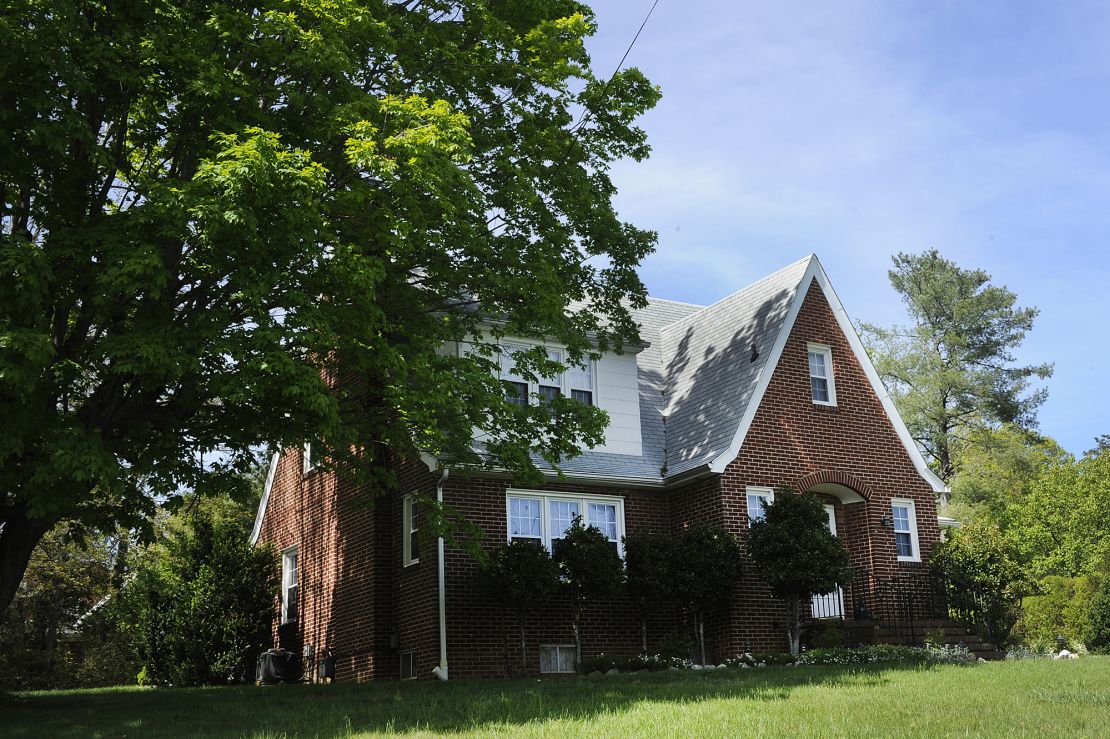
[
  {"xmin": 643, "ymin": 296, "xmax": 706, "ymax": 309},
  {"xmin": 658, "ymin": 254, "xmax": 814, "ymax": 338}
]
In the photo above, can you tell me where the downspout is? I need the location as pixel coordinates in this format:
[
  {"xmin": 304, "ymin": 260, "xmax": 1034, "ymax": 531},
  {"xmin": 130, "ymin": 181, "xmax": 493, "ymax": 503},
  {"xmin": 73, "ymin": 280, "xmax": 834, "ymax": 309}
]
[{"xmin": 432, "ymin": 467, "xmax": 450, "ymax": 682}]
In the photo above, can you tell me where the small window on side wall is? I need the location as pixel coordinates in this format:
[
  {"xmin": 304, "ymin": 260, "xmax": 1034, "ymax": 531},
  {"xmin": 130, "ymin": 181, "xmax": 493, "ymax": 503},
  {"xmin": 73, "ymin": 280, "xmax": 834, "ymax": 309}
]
[
  {"xmin": 891, "ymin": 498, "xmax": 920, "ymax": 562},
  {"xmin": 303, "ymin": 442, "xmax": 317, "ymax": 475},
  {"xmin": 400, "ymin": 650, "xmax": 416, "ymax": 680},
  {"xmin": 281, "ymin": 546, "xmax": 298, "ymax": 624},
  {"xmin": 746, "ymin": 487, "xmax": 774, "ymax": 526},
  {"xmin": 403, "ymin": 496, "xmax": 420, "ymax": 567},
  {"xmin": 806, "ymin": 343, "xmax": 836, "ymax": 405}
]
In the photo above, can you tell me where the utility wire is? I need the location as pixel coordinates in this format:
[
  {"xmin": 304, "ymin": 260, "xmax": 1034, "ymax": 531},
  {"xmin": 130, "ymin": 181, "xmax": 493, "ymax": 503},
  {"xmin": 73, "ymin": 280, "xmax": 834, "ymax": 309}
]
[{"xmin": 490, "ymin": 0, "xmax": 663, "ymax": 236}]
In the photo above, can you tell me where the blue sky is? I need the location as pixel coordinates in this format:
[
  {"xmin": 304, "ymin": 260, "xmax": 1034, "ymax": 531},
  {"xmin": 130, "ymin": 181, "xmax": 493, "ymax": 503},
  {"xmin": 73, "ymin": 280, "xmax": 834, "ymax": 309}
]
[{"xmin": 585, "ymin": 0, "xmax": 1110, "ymax": 455}]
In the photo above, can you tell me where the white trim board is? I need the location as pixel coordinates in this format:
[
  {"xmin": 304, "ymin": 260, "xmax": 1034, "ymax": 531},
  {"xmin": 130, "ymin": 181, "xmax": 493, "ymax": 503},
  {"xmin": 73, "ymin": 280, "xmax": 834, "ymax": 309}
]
[
  {"xmin": 249, "ymin": 450, "xmax": 281, "ymax": 546},
  {"xmin": 707, "ymin": 255, "xmax": 947, "ymax": 494}
]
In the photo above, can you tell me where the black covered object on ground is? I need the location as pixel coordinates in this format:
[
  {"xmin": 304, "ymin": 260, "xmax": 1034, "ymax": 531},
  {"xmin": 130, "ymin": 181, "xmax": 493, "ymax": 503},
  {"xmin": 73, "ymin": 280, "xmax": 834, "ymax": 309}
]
[{"xmin": 256, "ymin": 649, "xmax": 302, "ymax": 684}]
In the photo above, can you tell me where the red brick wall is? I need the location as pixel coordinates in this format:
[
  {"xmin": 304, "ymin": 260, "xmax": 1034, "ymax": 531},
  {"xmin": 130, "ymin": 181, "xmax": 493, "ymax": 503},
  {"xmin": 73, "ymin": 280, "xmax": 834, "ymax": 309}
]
[
  {"xmin": 256, "ymin": 277, "xmax": 942, "ymax": 677},
  {"xmin": 256, "ymin": 449, "xmax": 438, "ymax": 681},
  {"xmin": 707, "ymin": 279, "xmax": 941, "ymax": 654},
  {"xmin": 439, "ymin": 475, "xmax": 675, "ymax": 678}
]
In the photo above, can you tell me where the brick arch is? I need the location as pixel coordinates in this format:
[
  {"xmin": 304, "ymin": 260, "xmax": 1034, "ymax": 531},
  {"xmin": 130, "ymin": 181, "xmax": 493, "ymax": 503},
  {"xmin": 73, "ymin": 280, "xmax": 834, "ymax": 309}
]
[{"xmin": 792, "ymin": 470, "xmax": 875, "ymax": 501}]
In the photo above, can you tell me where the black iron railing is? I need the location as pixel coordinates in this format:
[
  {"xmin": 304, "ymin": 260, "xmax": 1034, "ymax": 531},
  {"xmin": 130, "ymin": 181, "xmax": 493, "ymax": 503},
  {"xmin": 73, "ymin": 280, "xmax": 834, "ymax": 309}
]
[{"xmin": 808, "ymin": 567, "xmax": 951, "ymax": 645}]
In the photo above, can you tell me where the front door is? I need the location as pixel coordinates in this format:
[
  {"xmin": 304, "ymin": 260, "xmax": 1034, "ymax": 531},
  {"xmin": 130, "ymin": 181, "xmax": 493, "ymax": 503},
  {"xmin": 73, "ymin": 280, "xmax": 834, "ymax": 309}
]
[{"xmin": 811, "ymin": 504, "xmax": 845, "ymax": 618}]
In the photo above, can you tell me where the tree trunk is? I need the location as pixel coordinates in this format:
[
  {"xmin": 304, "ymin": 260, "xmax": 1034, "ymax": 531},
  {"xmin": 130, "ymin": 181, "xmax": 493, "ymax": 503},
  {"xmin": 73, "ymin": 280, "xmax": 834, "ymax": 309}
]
[
  {"xmin": 572, "ymin": 604, "xmax": 582, "ymax": 669},
  {"xmin": 697, "ymin": 612, "xmax": 706, "ymax": 666},
  {"xmin": 0, "ymin": 507, "xmax": 53, "ymax": 619},
  {"xmin": 787, "ymin": 597, "xmax": 801, "ymax": 657},
  {"xmin": 518, "ymin": 614, "xmax": 528, "ymax": 676}
]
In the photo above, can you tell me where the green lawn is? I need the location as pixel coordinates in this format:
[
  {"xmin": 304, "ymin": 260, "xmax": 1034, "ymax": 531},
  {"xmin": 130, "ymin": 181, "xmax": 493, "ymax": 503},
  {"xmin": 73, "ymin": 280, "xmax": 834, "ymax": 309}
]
[{"xmin": 4, "ymin": 658, "xmax": 1109, "ymax": 738}]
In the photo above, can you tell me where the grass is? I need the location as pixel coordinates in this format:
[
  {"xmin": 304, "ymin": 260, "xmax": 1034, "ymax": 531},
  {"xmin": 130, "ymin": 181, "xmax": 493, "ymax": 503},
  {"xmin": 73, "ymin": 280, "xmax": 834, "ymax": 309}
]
[{"xmin": 4, "ymin": 658, "xmax": 1109, "ymax": 738}]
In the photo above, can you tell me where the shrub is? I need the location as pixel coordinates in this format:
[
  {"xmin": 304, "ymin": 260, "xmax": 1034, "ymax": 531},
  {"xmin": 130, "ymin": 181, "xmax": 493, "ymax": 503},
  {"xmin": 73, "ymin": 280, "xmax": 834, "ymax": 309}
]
[
  {"xmin": 1086, "ymin": 578, "xmax": 1110, "ymax": 653},
  {"xmin": 802, "ymin": 622, "xmax": 847, "ymax": 649},
  {"xmin": 476, "ymin": 540, "xmax": 560, "ymax": 675},
  {"xmin": 1018, "ymin": 575, "xmax": 1100, "ymax": 650},
  {"xmin": 555, "ymin": 516, "xmax": 624, "ymax": 668},
  {"xmin": 111, "ymin": 515, "xmax": 277, "ymax": 685},
  {"xmin": 748, "ymin": 490, "xmax": 852, "ymax": 656},
  {"xmin": 624, "ymin": 532, "xmax": 676, "ymax": 654},
  {"xmin": 798, "ymin": 645, "xmax": 929, "ymax": 666},
  {"xmin": 932, "ymin": 522, "xmax": 1027, "ymax": 648},
  {"xmin": 673, "ymin": 525, "xmax": 743, "ymax": 665}
]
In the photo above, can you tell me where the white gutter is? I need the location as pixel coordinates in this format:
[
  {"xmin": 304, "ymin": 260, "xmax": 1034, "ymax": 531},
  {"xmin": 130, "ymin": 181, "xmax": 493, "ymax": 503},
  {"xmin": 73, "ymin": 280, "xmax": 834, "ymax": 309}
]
[{"xmin": 432, "ymin": 467, "xmax": 450, "ymax": 682}]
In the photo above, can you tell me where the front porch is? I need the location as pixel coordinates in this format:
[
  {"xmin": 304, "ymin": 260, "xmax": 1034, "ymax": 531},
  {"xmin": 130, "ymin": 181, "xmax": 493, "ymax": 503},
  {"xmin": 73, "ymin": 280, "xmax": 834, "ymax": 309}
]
[{"xmin": 804, "ymin": 567, "xmax": 1004, "ymax": 659}]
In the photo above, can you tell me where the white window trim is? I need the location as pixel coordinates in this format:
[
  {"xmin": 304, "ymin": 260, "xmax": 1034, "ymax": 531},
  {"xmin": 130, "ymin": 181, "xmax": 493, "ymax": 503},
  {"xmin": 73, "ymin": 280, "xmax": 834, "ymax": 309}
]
[
  {"xmin": 402, "ymin": 495, "xmax": 420, "ymax": 567},
  {"xmin": 891, "ymin": 498, "xmax": 921, "ymax": 563},
  {"xmin": 505, "ymin": 489, "xmax": 625, "ymax": 558},
  {"xmin": 499, "ymin": 342, "xmax": 598, "ymax": 407},
  {"xmin": 746, "ymin": 486, "xmax": 774, "ymax": 527},
  {"xmin": 302, "ymin": 442, "xmax": 316, "ymax": 475},
  {"xmin": 806, "ymin": 342, "xmax": 837, "ymax": 406},
  {"xmin": 281, "ymin": 546, "xmax": 298, "ymax": 624}
]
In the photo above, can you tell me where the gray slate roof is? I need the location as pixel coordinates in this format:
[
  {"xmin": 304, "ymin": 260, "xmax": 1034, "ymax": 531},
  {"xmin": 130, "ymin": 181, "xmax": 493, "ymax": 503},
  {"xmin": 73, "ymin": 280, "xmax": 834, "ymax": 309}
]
[{"xmin": 543, "ymin": 255, "xmax": 814, "ymax": 483}]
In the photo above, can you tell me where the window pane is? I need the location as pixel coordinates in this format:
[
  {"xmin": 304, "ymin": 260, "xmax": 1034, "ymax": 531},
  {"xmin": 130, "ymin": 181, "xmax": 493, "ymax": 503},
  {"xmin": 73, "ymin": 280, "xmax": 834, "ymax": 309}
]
[
  {"xmin": 588, "ymin": 503, "xmax": 618, "ymax": 541},
  {"xmin": 568, "ymin": 359, "xmax": 593, "ymax": 391},
  {"xmin": 570, "ymin": 389, "xmax": 593, "ymax": 406},
  {"xmin": 557, "ymin": 646, "xmax": 576, "ymax": 673},
  {"xmin": 539, "ymin": 647, "xmax": 556, "ymax": 673},
  {"xmin": 747, "ymin": 494, "xmax": 769, "ymax": 523},
  {"xmin": 509, "ymin": 498, "xmax": 541, "ymax": 539},
  {"xmin": 500, "ymin": 344, "xmax": 528, "ymax": 383},
  {"xmin": 896, "ymin": 531, "xmax": 914, "ymax": 558},
  {"xmin": 538, "ymin": 384, "xmax": 561, "ymax": 407},
  {"xmin": 505, "ymin": 381, "xmax": 528, "ymax": 408},
  {"xmin": 808, "ymin": 351, "xmax": 827, "ymax": 378},
  {"xmin": 549, "ymin": 500, "xmax": 580, "ymax": 539},
  {"xmin": 286, "ymin": 585, "xmax": 298, "ymax": 622},
  {"xmin": 811, "ymin": 377, "xmax": 829, "ymax": 402},
  {"xmin": 892, "ymin": 505, "xmax": 910, "ymax": 532}
]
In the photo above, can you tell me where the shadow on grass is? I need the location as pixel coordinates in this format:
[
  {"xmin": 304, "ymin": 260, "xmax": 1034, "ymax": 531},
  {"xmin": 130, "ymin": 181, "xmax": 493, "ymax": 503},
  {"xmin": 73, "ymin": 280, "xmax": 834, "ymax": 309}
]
[{"xmin": 0, "ymin": 663, "xmax": 949, "ymax": 738}]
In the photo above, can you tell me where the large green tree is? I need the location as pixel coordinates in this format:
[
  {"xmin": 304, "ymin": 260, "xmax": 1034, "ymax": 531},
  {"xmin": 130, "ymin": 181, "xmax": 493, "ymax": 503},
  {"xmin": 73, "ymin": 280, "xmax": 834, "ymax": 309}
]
[
  {"xmin": 861, "ymin": 250, "xmax": 1052, "ymax": 494},
  {"xmin": 0, "ymin": 1, "xmax": 659, "ymax": 616},
  {"xmin": 949, "ymin": 425, "xmax": 1068, "ymax": 528}
]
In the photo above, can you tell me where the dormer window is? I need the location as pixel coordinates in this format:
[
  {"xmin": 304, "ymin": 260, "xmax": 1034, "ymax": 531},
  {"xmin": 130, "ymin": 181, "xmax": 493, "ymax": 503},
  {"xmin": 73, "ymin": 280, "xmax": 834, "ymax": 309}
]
[
  {"xmin": 498, "ymin": 343, "xmax": 596, "ymax": 408},
  {"xmin": 806, "ymin": 343, "xmax": 836, "ymax": 406}
]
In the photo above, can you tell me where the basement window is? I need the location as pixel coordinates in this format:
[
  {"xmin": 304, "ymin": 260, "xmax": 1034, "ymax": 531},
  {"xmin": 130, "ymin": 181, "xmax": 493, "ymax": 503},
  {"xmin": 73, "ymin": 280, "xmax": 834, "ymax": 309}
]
[
  {"xmin": 539, "ymin": 644, "xmax": 576, "ymax": 674},
  {"xmin": 400, "ymin": 650, "xmax": 416, "ymax": 680}
]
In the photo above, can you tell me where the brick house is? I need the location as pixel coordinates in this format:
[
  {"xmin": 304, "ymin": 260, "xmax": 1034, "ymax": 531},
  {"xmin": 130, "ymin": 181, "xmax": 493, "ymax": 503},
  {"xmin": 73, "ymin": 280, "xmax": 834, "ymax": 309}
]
[{"xmin": 251, "ymin": 254, "xmax": 948, "ymax": 681}]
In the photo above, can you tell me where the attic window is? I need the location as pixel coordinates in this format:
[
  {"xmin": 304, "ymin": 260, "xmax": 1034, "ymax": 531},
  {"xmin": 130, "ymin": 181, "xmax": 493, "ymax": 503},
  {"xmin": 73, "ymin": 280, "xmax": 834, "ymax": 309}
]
[
  {"xmin": 806, "ymin": 343, "xmax": 836, "ymax": 406},
  {"xmin": 498, "ymin": 343, "xmax": 596, "ymax": 408}
]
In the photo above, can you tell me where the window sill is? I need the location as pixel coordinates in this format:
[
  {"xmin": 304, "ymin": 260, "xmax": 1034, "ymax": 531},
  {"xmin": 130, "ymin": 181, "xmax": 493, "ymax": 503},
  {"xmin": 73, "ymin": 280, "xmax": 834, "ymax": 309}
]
[
  {"xmin": 896, "ymin": 556, "xmax": 921, "ymax": 564},
  {"xmin": 811, "ymin": 400, "xmax": 838, "ymax": 408},
  {"xmin": 403, "ymin": 559, "xmax": 420, "ymax": 568}
]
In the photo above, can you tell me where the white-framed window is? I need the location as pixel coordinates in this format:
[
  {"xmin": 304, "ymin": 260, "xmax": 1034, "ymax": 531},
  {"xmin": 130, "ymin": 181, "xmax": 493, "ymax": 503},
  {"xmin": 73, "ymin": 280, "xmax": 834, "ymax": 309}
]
[
  {"xmin": 302, "ymin": 442, "xmax": 316, "ymax": 474},
  {"xmin": 402, "ymin": 495, "xmax": 420, "ymax": 567},
  {"xmin": 281, "ymin": 546, "xmax": 299, "ymax": 624},
  {"xmin": 506, "ymin": 490, "xmax": 624, "ymax": 558},
  {"xmin": 539, "ymin": 644, "xmax": 577, "ymax": 674},
  {"xmin": 746, "ymin": 486, "xmax": 774, "ymax": 526},
  {"xmin": 891, "ymin": 498, "xmax": 921, "ymax": 562},
  {"xmin": 806, "ymin": 343, "xmax": 836, "ymax": 405},
  {"xmin": 498, "ymin": 342, "xmax": 596, "ymax": 408}
]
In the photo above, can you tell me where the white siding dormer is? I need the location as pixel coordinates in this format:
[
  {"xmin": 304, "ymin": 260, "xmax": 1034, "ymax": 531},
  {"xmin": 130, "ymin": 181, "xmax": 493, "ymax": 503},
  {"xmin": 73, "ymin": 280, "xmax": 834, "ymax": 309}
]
[
  {"xmin": 593, "ymin": 349, "xmax": 642, "ymax": 456},
  {"xmin": 461, "ymin": 333, "xmax": 644, "ymax": 457}
]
